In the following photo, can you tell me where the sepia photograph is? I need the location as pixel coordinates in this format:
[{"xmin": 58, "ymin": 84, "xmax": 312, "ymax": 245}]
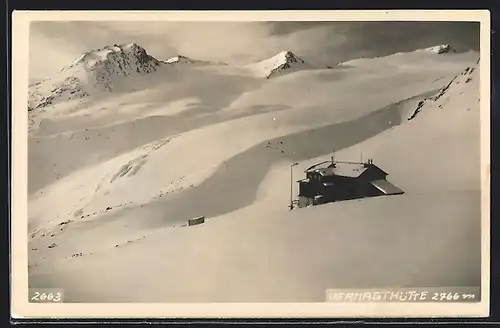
[{"xmin": 11, "ymin": 10, "xmax": 490, "ymax": 318}]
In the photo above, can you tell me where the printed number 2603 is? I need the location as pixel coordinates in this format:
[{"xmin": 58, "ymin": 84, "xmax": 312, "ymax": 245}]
[{"xmin": 30, "ymin": 291, "xmax": 62, "ymax": 302}]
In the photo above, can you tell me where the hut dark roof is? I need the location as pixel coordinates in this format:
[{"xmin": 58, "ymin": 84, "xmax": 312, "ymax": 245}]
[{"xmin": 305, "ymin": 160, "xmax": 388, "ymax": 179}]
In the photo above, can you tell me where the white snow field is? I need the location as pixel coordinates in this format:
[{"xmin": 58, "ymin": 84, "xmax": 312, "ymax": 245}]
[{"xmin": 27, "ymin": 44, "xmax": 481, "ymax": 303}]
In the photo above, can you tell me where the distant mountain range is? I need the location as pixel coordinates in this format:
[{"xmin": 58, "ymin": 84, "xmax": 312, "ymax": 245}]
[{"xmin": 27, "ymin": 43, "xmax": 458, "ymax": 111}]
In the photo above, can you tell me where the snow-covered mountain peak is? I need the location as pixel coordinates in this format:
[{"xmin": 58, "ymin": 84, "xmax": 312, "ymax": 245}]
[
  {"xmin": 417, "ymin": 44, "xmax": 456, "ymax": 54},
  {"xmin": 248, "ymin": 50, "xmax": 312, "ymax": 79},
  {"xmin": 165, "ymin": 55, "xmax": 197, "ymax": 64},
  {"xmin": 66, "ymin": 43, "xmax": 159, "ymax": 71},
  {"xmin": 29, "ymin": 43, "xmax": 162, "ymax": 110},
  {"xmin": 277, "ymin": 50, "xmax": 304, "ymax": 62},
  {"xmin": 262, "ymin": 50, "xmax": 306, "ymax": 69}
]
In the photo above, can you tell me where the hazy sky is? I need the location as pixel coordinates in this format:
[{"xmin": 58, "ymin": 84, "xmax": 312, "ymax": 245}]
[{"xmin": 29, "ymin": 21, "xmax": 479, "ymax": 82}]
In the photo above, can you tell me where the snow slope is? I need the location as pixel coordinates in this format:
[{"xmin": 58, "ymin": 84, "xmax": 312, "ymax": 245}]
[
  {"xmin": 27, "ymin": 45, "xmax": 481, "ymax": 303},
  {"xmin": 27, "ymin": 49, "xmax": 477, "ymax": 195}
]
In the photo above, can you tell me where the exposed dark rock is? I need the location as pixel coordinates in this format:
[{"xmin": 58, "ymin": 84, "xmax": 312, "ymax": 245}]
[{"xmin": 58, "ymin": 219, "xmax": 72, "ymax": 226}]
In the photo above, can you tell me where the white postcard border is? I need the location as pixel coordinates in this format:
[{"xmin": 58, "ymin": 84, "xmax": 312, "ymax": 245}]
[{"xmin": 11, "ymin": 9, "xmax": 491, "ymax": 319}]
